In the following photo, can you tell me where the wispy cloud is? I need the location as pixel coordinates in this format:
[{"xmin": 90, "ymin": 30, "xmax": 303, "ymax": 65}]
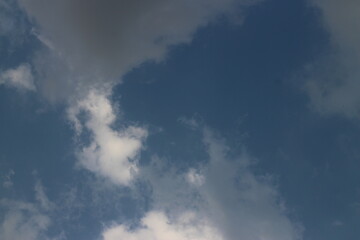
[
  {"xmin": 2, "ymin": 169, "xmax": 14, "ymax": 189},
  {"xmin": 105, "ymin": 127, "xmax": 302, "ymax": 240},
  {"xmin": 304, "ymin": 0, "xmax": 360, "ymax": 118},
  {"xmin": 0, "ymin": 64, "xmax": 36, "ymax": 91},
  {"xmin": 0, "ymin": 181, "xmax": 53, "ymax": 240}
]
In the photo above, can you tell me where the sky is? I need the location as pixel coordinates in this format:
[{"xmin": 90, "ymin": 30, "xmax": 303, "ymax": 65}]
[{"xmin": 0, "ymin": 0, "xmax": 360, "ymax": 239}]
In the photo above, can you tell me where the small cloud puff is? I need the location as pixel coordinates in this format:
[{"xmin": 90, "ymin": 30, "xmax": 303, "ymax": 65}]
[{"xmin": 0, "ymin": 64, "xmax": 36, "ymax": 91}]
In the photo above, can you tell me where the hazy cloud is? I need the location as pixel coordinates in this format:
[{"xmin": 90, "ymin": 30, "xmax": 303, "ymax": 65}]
[
  {"xmin": 0, "ymin": 64, "xmax": 36, "ymax": 91},
  {"xmin": 2, "ymin": 169, "xmax": 14, "ymax": 189},
  {"xmin": 331, "ymin": 220, "xmax": 344, "ymax": 227},
  {"xmin": 0, "ymin": 0, "xmax": 27, "ymax": 44},
  {"xmin": 0, "ymin": 181, "xmax": 52, "ymax": 240},
  {"xmin": 305, "ymin": 0, "xmax": 360, "ymax": 118},
  {"xmin": 114, "ymin": 127, "xmax": 302, "ymax": 240}
]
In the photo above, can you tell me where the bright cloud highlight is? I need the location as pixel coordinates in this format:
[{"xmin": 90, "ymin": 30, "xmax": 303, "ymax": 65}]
[{"xmin": 68, "ymin": 90, "xmax": 147, "ymax": 185}]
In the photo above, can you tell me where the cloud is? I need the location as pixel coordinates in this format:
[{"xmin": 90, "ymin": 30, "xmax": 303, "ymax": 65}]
[
  {"xmin": 3, "ymin": 2, "xmax": 302, "ymax": 239},
  {"xmin": 15, "ymin": 0, "xmax": 260, "ymax": 101},
  {"xmin": 0, "ymin": 181, "xmax": 52, "ymax": 240},
  {"xmin": 2, "ymin": 169, "xmax": 14, "ymax": 188},
  {"xmin": 68, "ymin": 90, "xmax": 147, "ymax": 185},
  {"xmin": 103, "ymin": 211, "xmax": 223, "ymax": 240},
  {"xmin": 0, "ymin": 0, "xmax": 27, "ymax": 44},
  {"xmin": 34, "ymin": 180, "xmax": 54, "ymax": 211},
  {"xmin": 2, "ymin": 0, "xmax": 264, "ymax": 189},
  {"xmin": 105, "ymin": 127, "xmax": 302, "ymax": 240},
  {"xmin": 199, "ymin": 128, "xmax": 301, "ymax": 240},
  {"xmin": 0, "ymin": 63, "xmax": 36, "ymax": 91},
  {"xmin": 304, "ymin": 0, "xmax": 360, "ymax": 118},
  {"xmin": 0, "ymin": 0, "xmax": 17, "ymax": 36},
  {"xmin": 331, "ymin": 220, "xmax": 344, "ymax": 227},
  {"xmin": 8, "ymin": 0, "xmax": 263, "ymax": 187}
]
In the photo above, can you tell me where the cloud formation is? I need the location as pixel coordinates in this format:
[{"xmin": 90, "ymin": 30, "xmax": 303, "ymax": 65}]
[
  {"xmin": 2, "ymin": 2, "xmax": 304, "ymax": 239},
  {"xmin": 68, "ymin": 90, "xmax": 147, "ymax": 185},
  {"xmin": 105, "ymin": 127, "xmax": 302, "ymax": 240},
  {"xmin": 0, "ymin": 181, "xmax": 52, "ymax": 240},
  {"xmin": 6, "ymin": 0, "xmax": 264, "ymax": 186},
  {"xmin": 16, "ymin": 0, "xmax": 258, "ymax": 100},
  {"xmin": 0, "ymin": 63, "xmax": 36, "ymax": 91},
  {"xmin": 103, "ymin": 211, "xmax": 223, "ymax": 240},
  {"xmin": 305, "ymin": 0, "xmax": 360, "ymax": 118},
  {"xmin": 10, "ymin": 0, "xmax": 263, "ymax": 186},
  {"xmin": 0, "ymin": 0, "xmax": 27, "ymax": 44}
]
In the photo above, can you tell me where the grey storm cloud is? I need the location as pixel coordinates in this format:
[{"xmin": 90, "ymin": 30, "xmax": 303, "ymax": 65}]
[{"xmin": 17, "ymin": 0, "xmax": 258, "ymax": 100}]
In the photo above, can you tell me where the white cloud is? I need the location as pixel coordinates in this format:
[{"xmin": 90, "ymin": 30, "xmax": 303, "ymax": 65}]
[
  {"xmin": 103, "ymin": 211, "xmax": 223, "ymax": 240},
  {"xmin": 305, "ymin": 0, "xmax": 360, "ymax": 118},
  {"xmin": 34, "ymin": 180, "xmax": 54, "ymax": 211},
  {"xmin": 178, "ymin": 116, "xmax": 201, "ymax": 130},
  {"xmin": 108, "ymin": 127, "xmax": 302, "ymax": 240},
  {"xmin": 68, "ymin": 90, "xmax": 147, "ymax": 186},
  {"xmin": 0, "ymin": 202, "xmax": 50, "ymax": 240},
  {"xmin": 0, "ymin": 181, "xmax": 52, "ymax": 240},
  {"xmin": 0, "ymin": 64, "xmax": 36, "ymax": 91},
  {"xmin": 199, "ymin": 128, "xmax": 302, "ymax": 240},
  {"xmin": 186, "ymin": 168, "xmax": 205, "ymax": 187}
]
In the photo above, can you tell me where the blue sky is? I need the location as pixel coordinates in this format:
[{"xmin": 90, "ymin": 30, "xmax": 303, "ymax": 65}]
[{"xmin": 1, "ymin": 0, "xmax": 360, "ymax": 239}]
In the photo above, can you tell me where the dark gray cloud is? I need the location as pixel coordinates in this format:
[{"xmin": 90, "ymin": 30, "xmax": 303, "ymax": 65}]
[{"xmin": 17, "ymin": 0, "xmax": 257, "ymax": 100}]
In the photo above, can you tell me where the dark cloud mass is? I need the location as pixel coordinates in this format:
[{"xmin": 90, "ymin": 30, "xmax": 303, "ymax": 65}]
[{"xmin": 18, "ymin": 0, "xmax": 254, "ymax": 100}]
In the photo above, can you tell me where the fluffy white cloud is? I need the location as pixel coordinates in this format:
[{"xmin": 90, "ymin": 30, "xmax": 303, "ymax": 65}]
[
  {"xmin": 68, "ymin": 90, "xmax": 147, "ymax": 185},
  {"xmin": 106, "ymin": 127, "xmax": 302, "ymax": 240},
  {"xmin": 103, "ymin": 211, "xmax": 223, "ymax": 240},
  {"xmin": 305, "ymin": 0, "xmax": 360, "ymax": 118},
  {"xmin": 0, "ymin": 64, "xmax": 36, "ymax": 91}
]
